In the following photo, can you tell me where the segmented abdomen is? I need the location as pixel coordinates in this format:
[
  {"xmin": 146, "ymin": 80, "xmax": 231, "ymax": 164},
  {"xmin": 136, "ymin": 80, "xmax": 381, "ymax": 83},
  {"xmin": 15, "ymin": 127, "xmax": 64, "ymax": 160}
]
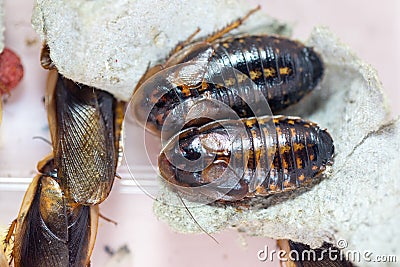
[
  {"xmin": 248, "ymin": 116, "xmax": 333, "ymax": 195},
  {"xmin": 211, "ymin": 35, "xmax": 324, "ymax": 111}
]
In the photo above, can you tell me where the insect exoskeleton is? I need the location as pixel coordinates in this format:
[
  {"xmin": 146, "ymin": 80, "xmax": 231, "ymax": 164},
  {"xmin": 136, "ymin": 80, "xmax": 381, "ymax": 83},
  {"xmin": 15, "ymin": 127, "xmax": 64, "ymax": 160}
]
[
  {"xmin": 164, "ymin": 34, "xmax": 324, "ymax": 112},
  {"xmin": 131, "ymin": 14, "xmax": 323, "ymax": 138},
  {"xmin": 158, "ymin": 115, "xmax": 334, "ymax": 202},
  {"xmin": 131, "ymin": 62, "xmax": 275, "ymax": 140},
  {"xmin": 45, "ymin": 69, "xmax": 125, "ymax": 205},
  {"xmin": 6, "ymin": 156, "xmax": 99, "ymax": 267}
]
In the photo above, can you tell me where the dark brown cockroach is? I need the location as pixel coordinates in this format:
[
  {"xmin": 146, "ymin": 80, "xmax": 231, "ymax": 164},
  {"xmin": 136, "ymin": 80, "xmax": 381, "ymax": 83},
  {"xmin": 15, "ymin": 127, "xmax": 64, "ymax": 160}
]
[
  {"xmin": 132, "ymin": 6, "xmax": 324, "ymax": 137},
  {"xmin": 4, "ymin": 155, "xmax": 99, "ymax": 267},
  {"xmin": 158, "ymin": 115, "xmax": 333, "ymax": 202},
  {"xmin": 277, "ymin": 240, "xmax": 355, "ymax": 267},
  {"xmin": 45, "ymin": 69, "xmax": 125, "ymax": 205}
]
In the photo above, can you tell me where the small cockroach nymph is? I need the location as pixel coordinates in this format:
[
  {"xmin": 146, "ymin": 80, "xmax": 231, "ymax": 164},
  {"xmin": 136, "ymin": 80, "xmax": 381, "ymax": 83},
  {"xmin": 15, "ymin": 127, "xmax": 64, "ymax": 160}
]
[
  {"xmin": 44, "ymin": 69, "xmax": 125, "ymax": 205},
  {"xmin": 131, "ymin": 6, "xmax": 324, "ymax": 137},
  {"xmin": 158, "ymin": 116, "xmax": 334, "ymax": 202},
  {"xmin": 4, "ymin": 155, "xmax": 99, "ymax": 267}
]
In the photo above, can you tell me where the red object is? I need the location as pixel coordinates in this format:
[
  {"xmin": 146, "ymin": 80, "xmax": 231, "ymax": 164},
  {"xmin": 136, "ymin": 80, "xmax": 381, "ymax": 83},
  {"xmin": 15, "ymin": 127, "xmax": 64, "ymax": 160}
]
[{"xmin": 0, "ymin": 48, "xmax": 24, "ymax": 95}]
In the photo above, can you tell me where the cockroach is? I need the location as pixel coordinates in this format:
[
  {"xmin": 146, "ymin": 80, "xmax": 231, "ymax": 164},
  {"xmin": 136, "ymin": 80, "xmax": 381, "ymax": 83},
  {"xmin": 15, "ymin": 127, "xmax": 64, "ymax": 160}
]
[
  {"xmin": 44, "ymin": 68, "xmax": 125, "ymax": 205},
  {"xmin": 158, "ymin": 115, "xmax": 334, "ymax": 202},
  {"xmin": 131, "ymin": 6, "xmax": 324, "ymax": 137},
  {"xmin": 4, "ymin": 155, "xmax": 99, "ymax": 267}
]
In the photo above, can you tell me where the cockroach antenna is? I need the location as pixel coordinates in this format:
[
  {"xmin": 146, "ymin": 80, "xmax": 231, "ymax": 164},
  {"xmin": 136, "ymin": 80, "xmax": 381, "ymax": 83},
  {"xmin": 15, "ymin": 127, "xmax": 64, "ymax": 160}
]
[
  {"xmin": 99, "ymin": 213, "xmax": 118, "ymax": 226},
  {"xmin": 175, "ymin": 191, "xmax": 219, "ymax": 244},
  {"xmin": 32, "ymin": 136, "xmax": 52, "ymax": 146}
]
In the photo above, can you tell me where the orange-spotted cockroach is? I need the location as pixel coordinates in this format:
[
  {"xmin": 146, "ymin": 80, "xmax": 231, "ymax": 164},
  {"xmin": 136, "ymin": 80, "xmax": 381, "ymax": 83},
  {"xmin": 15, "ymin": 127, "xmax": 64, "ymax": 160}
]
[
  {"xmin": 158, "ymin": 115, "xmax": 333, "ymax": 202},
  {"xmin": 44, "ymin": 69, "xmax": 125, "ymax": 205},
  {"xmin": 4, "ymin": 155, "xmax": 99, "ymax": 267},
  {"xmin": 132, "ymin": 6, "xmax": 324, "ymax": 137},
  {"xmin": 277, "ymin": 240, "xmax": 354, "ymax": 267}
]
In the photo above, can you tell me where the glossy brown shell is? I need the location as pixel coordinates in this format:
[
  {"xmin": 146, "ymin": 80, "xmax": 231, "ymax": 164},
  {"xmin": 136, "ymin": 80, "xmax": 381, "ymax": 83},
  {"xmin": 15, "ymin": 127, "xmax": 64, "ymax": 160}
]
[
  {"xmin": 10, "ymin": 157, "xmax": 99, "ymax": 267},
  {"xmin": 158, "ymin": 115, "xmax": 334, "ymax": 202}
]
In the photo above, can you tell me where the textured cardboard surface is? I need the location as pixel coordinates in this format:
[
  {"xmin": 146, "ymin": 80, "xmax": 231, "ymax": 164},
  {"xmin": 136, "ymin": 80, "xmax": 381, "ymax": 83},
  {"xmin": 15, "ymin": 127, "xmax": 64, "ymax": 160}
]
[{"xmin": 31, "ymin": 0, "xmax": 289, "ymax": 101}]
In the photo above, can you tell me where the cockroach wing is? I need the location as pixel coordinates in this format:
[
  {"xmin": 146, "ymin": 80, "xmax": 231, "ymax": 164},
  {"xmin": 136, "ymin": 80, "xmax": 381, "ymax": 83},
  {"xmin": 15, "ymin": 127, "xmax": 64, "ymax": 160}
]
[
  {"xmin": 13, "ymin": 176, "xmax": 69, "ymax": 267},
  {"xmin": 11, "ymin": 165, "xmax": 99, "ymax": 266},
  {"xmin": 67, "ymin": 204, "xmax": 99, "ymax": 267},
  {"xmin": 48, "ymin": 74, "xmax": 118, "ymax": 205}
]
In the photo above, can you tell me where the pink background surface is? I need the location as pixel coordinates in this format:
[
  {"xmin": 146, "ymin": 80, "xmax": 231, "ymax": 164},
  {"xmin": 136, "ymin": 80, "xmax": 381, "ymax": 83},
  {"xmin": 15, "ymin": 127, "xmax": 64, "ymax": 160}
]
[{"xmin": 0, "ymin": 1, "xmax": 399, "ymax": 267}]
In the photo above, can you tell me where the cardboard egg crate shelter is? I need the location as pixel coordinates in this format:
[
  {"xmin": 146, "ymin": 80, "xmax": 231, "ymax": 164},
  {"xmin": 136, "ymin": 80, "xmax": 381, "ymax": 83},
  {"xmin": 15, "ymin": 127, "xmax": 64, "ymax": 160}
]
[{"xmin": 32, "ymin": 0, "xmax": 400, "ymax": 266}]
